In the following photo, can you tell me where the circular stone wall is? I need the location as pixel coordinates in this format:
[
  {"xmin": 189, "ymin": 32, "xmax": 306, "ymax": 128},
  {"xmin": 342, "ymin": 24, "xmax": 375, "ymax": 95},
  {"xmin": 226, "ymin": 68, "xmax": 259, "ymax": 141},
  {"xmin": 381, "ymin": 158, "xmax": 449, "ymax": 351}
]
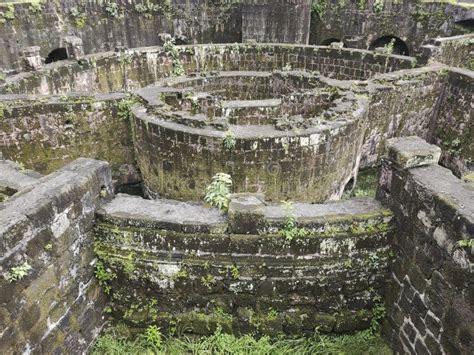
[
  {"xmin": 132, "ymin": 70, "xmax": 367, "ymax": 202},
  {"xmin": 0, "ymin": 43, "xmax": 416, "ymax": 202}
]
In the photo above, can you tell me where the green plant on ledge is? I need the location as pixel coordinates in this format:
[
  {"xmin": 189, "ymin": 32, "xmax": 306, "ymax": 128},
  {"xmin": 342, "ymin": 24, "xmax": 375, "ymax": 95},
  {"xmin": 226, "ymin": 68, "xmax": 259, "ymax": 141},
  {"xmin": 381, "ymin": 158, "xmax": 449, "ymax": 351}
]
[
  {"xmin": 373, "ymin": 0, "xmax": 384, "ymax": 14},
  {"xmin": 230, "ymin": 265, "xmax": 240, "ymax": 280},
  {"xmin": 95, "ymin": 260, "xmax": 117, "ymax": 295},
  {"xmin": 105, "ymin": 2, "xmax": 121, "ymax": 18},
  {"xmin": 280, "ymin": 201, "xmax": 309, "ymax": 241},
  {"xmin": 116, "ymin": 98, "xmax": 138, "ymax": 122},
  {"xmin": 223, "ymin": 129, "xmax": 236, "ymax": 151},
  {"xmin": 457, "ymin": 239, "xmax": 473, "ymax": 249},
  {"xmin": 163, "ymin": 36, "xmax": 185, "ymax": 76},
  {"xmin": 0, "ymin": 4, "xmax": 15, "ymax": 23},
  {"xmin": 204, "ymin": 173, "xmax": 233, "ymax": 211},
  {"xmin": 201, "ymin": 274, "xmax": 216, "ymax": 289},
  {"xmin": 311, "ymin": 0, "xmax": 327, "ymax": 18},
  {"xmin": 5, "ymin": 261, "xmax": 32, "ymax": 282},
  {"xmin": 70, "ymin": 7, "xmax": 86, "ymax": 28}
]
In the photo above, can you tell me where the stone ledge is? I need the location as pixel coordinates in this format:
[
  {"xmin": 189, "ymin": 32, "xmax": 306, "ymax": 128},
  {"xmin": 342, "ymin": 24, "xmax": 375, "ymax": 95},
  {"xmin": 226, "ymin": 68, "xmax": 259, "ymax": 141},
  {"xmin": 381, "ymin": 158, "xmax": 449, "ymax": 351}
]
[
  {"xmin": 0, "ymin": 159, "xmax": 40, "ymax": 195},
  {"xmin": 97, "ymin": 193, "xmax": 392, "ymax": 235},
  {"xmin": 96, "ymin": 194, "xmax": 228, "ymax": 234},
  {"xmin": 386, "ymin": 136, "xmax": 441, "ymax": 169},
  {"xmin": 410, "ymin": 164, "xmax": 474, "ymax": 226}
]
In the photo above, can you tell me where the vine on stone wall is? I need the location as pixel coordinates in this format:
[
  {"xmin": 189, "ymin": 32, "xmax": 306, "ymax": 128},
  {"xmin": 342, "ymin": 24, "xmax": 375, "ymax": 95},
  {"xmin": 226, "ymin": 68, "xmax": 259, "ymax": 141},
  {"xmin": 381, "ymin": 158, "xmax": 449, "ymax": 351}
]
[
  {"xmin": 163, "ymin": 36, "xmax": 185, "ymax": 76},
  {"xmin": 311, "ymin": 0, "xmax": 327, "ymax": 17},
  {"xmin": 0, "ymin": 4, "xmax": 15, "ymax": 23}
]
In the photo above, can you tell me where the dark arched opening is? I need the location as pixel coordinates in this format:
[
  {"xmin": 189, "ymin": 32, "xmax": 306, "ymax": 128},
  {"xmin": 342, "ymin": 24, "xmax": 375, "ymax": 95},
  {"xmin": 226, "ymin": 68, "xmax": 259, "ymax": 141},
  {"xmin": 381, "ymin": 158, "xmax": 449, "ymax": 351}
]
[
  {"xmin": 455, "ymin": 19, "xmax": 474, "ymax": 32},
  {"xmin": 45, "ymin": 48, "xmax": 68, "ymax": 64},
  {"xmin": 321, "ymin": 38, "xmax": 346, "ymax": 47},
  {"xmin": 370, "ymin": 36, "xmax": 409, "ymax": 56}
]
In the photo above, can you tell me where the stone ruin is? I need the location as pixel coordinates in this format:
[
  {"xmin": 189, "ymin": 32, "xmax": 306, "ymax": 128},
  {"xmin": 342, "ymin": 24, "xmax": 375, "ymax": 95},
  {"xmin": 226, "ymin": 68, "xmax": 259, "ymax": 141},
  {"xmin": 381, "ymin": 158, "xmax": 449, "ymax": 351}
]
[{"xmin": 0, "ymin": 1, "xmax": 472, "ymax": 354}]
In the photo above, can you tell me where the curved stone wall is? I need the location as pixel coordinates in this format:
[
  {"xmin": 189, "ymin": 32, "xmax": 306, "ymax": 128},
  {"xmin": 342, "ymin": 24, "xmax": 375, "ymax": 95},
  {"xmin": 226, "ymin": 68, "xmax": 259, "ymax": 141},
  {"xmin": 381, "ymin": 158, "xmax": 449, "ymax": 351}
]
[
  {"xmin": 0, "ymin": 93, "xmax": 136, "ymax": 180},
  {"xmin": 0, "ymin": 43, "xmax": 417, "ymax": 95},
  {"xmin": 94, "ymin": 194, "xmax": 393, "ymax": 335},
  {"xmin": 0, "ymin": 0, "xmax": 243, "ymax": 73},
  {"xmin": 309, "ymin": 0, "xmax": 474, "ymax": 56},
  {"xmin": 132, "ymin": 70, "xmax": 367, "ymax": 202},
  {"xmin": 1, "ymin": 44, "xmax": 470, "ymax": 197}
]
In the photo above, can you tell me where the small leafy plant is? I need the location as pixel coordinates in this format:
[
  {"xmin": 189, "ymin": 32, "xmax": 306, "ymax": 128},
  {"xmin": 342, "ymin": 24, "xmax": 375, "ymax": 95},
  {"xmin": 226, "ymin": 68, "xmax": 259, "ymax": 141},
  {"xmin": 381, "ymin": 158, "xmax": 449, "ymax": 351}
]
[
  {"xmin": 116, "ymin": 98, "xmax": 138, "ymax": 121},
  {"xmin": 230, "ymin": 265, "xmax": 240, "ymax": 280},
  {"xmin": 373, "ymin": 0, "xmax": 384, "ymax": 14},
  {"xmin": 95, "ymin": 260, "xmax": 117, "ymax": 295},
  {"xmin": 201, "ymin": 274, "xmax": 216, "ymax": 289},
  {"xmin": 384, "ymin": 38, "xmax": 396, "ymax": 56},
  {"xmin": 163, "ymin": 36, "xmax": 185, "ymax": 76},
  {"xmin": 457, "ymin": 239, "xmax": 473, "ymax": 249},
  {"xmin": 223, "ymin": 130, "xmax": 236, "ymax": 151},
  {"xmin": 145, "ymin": 325, "xmax": 162, "ymax": 348},
  {"xmin": 70, "ymin": 7, "xmax": 86, "ymax": 28},
  {"xmin": 204, "ymin": 173, "xmax": 233, "ymax": 211},
  {"xmin": 105, "ymin": 2, "xmax": 120, "ymax": 18},
  {"xmin": 0, "ymin": 4, "xmax": 15, "ymax": 23},
  {"xmin": 370, "ymin": 294, "xmax": 386, "ymax": 334},
  {"xmin": 5, "ymin": 262, "xmax": 32, "ymax": 282},
  {"xmin": 280, "ymin": 201, "xmax": 309, "ymax": 241},
  {"xmin": 267, "ymin": 308, "xmax": 279, "ymax": 321}
]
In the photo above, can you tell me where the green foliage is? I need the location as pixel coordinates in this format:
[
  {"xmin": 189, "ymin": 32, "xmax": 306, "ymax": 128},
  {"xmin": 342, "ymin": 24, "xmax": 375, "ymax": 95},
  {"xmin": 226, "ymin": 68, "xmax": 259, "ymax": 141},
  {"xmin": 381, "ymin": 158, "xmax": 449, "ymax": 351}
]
[
  {"xmin": 116, "ymin": 98, "xmax": 138, "ymax": 122},
  {"xmin": 28, "ymin": 1, "xmax": 43, "ymax": 13},
  {"xmin": 350, "ymin": 222, "xmax": 389, "ymax": 235},
  {"xmin": 280, "ymin": 201, "xmax": 309, "ymax": 241},
  {"xmin": 267, "ymin": 308, "xmax": 279, "ymax": 321},
  {"xmin": 201, "ymin": 274, "xmax": 216, "ymax": 289},
  {"xmin": 204, "ymin": 173, "xmax": 233, "ymax": 211},
  {"xmin": 173, "ymin": 268, "xmax": 188, "ymax": 279},
  {"xmin": 384, "ymin": 38, "xmax": 396, "ymax": 56},
  {"xmin": 370, "ymin": 294, "xmax": 386, "ymax": 334},
  {"xmin": 457, "ymin": 239, "xmax": 473, "ymax": 249},
  {"xmin": 0, "ymin": 4, "xmax": 15, "ymax": 23},
  {"xmin": 437, "ymin": 127, "xmax": 468, "ymax": 158},
  {"xmin": 105, "ymin": 2, "xmax": 121, "ymax": 18},
  {"xmin": 70, "ymin": 7, "xmax": 86, "ymax": 28},
  {"xmin": 92, "ymin": 325, "xmax": 391, "ymax": 354},
  {"xmin": 15, "ymin": 161, "xmax": 26, "ymax": 171},
  {"xmin": 343, "ymin": 168, "xmax": 378, "ymax": 199},
  {"xmin": 135, "ymin": 1, "xmax": 160, "ymax": 17},
  {"xmin": 145, "ymin": 325, "xmax": 162, "ymax": 348},
  {"xmin": 5, "ymin": 262, "xmax": 32, "ymax": 282},
  {"xmin": 163, "ymin": 36, "xmax": 185, "ymax": 76},
  {"xmin": 366, "ymin": 253, "xmax": 382, "ymax": 270},
  {"xmin": 230, "ymin": 265, "xmax": 240, "ymax": 280},
  {"xmin": 311, "ymin": 0, "xmax": 327, "ymax": 18},
  {"xmin": 373, "ymin": 0, "xmax": 384, "ymax": 14},
  {"xmin": 223, "ymin": 130, "xmax": 236, "ymax": 151},
  {"xmin": 320, "ymin": 223, "xmax": 341, "ymax": 237},
  {"xmin": 95, "ymin": 260, "xmax": 117, "ymax": 295}
]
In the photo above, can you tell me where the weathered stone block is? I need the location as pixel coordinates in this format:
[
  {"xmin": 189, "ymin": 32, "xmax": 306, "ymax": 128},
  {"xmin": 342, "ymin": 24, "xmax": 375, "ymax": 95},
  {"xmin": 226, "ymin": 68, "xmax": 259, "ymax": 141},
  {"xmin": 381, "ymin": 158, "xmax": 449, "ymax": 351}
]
[
  {"xmin": 0, "ymin": 158, "xmax": 112, "ymax": 354},
  {"xmin": 228, "ymin": 193, "xmax": 266, "ymax": 234},
  {"xmin": 20, "ymin": 46, "xmax": 43, "ymax": 71},
  {"xmin": 386, "ymin": 136, "xmax": 441, "ymax": 169},
  {"xmin": 62, "ymin": 36, "xmax": 84, "ymax": 60}
]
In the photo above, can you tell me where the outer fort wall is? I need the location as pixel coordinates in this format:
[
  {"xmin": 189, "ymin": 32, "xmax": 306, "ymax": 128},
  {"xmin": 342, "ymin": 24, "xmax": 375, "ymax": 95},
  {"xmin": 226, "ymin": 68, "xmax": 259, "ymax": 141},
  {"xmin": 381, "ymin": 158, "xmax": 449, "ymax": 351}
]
[
  {"xmin": 378, "ymin": 137, "xmax": 473, "ymax": 354},
  {"xmin": 0, "ymin": 159, "xmax": 113, "ymax": 354}
]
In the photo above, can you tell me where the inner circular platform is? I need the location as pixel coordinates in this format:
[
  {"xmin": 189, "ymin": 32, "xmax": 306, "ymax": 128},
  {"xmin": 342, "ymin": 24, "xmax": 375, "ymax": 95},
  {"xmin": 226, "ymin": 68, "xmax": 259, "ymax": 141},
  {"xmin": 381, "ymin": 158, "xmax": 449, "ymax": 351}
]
[{"xmin": 132, "ymin": 70, "xmax": 367, "ymax": 202}]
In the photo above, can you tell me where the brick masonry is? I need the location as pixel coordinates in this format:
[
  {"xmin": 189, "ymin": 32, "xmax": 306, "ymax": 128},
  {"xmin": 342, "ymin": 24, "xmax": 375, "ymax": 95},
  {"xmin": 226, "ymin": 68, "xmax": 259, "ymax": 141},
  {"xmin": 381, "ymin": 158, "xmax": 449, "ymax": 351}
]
[
  {"xmin": 0, "ymin": 158, "xmax": 113, "ymax": 354},
  {"xmin": 378, "ymin": 137, "xmax": 473, "ymax": 354}
]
